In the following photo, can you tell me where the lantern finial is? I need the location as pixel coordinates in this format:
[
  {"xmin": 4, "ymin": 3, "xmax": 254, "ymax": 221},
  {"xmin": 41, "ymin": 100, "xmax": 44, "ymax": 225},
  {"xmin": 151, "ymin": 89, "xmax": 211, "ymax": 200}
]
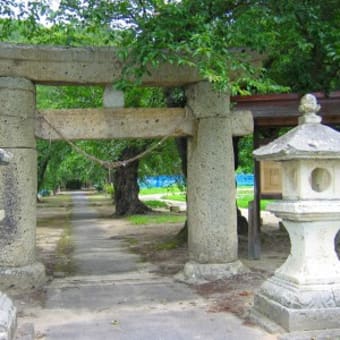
[{"xmin": 298, "ymin": 93, "xmax": 321, "ymax": 124}]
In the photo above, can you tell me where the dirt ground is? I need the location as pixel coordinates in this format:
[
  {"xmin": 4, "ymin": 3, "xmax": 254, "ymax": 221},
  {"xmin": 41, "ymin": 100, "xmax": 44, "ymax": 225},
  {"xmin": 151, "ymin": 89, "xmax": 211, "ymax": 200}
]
[{"xmin": 26, "ymin": 192, "xmax": 298, "ymax": 326}]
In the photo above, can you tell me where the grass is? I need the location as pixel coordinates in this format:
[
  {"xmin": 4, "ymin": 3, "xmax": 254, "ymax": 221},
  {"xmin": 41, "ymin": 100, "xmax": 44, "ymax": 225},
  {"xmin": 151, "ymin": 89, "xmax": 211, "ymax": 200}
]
[
  {"xmin": 143, "ymin": 200, "xmax": 169, "ymax": 208},
  {"xmin": 140, "ymin": 185, "xmax": 183, "ymax": 195},
  {"xmin": 37, "ymin": 193, "xmax": 76, "ymax": 275},
  {"xmin": 127, "ymin": 213, "xmax": 186, "ymax": 225},
  {"xmin": 54, "ymin": 223, "xmax": 76, "ymax": 275},
  {"xmin": 38, "ymin": 193, "xmax": 73, "ymax": 207},
  {"xmin": 161, "ymin": 194, "xmax": 186, "ymax": 202},
  {"xmin": 154, "ymin": 238, "xmax": 183, "ymax": 250},
  {"xmin": 237, "ymin": 197, "xmax": 271, "ymax": 210},
  {"xmin": 83, "ymin": 186, "xmax": 271, "ymax": 212},
  {"xmin": 161, "ymin": 186, "xmax": 271, "ymax": 210}
]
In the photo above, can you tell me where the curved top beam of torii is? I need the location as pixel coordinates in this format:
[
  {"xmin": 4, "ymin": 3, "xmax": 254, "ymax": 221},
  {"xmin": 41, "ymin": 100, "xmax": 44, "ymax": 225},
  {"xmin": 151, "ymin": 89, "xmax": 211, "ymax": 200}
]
[
  {"xmin": 0, "ymin": 42, "xmax": 201, "ymax": 86},
  {"xmin": 0, "ymin": 42, "xmax": 263, "ymax": 87}
]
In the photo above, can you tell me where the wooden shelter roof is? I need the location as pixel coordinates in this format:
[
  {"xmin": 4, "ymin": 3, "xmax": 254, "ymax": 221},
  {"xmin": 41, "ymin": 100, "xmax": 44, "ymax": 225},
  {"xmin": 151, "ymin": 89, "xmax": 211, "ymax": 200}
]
[{"xmin": 231, "ymin": 91, "xmax": 340, "ymax": 127}]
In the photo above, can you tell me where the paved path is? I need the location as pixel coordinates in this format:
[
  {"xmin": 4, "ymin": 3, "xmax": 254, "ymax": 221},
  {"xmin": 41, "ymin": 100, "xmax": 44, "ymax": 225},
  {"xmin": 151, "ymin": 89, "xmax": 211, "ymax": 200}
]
[
  {"xmin": 22, "ymin": 192, "xmax": 275, "ymax": 339},
  {"xmin": 71, "ymin": 193, "xmax": 139, "ymax": 275}
]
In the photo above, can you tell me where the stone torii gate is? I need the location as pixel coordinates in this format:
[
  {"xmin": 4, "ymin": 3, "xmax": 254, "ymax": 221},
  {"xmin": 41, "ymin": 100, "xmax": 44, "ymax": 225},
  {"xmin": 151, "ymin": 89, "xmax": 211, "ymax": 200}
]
[{"xmin": 0, "ymin": 43, "xmax": 255, "ymax": 290}]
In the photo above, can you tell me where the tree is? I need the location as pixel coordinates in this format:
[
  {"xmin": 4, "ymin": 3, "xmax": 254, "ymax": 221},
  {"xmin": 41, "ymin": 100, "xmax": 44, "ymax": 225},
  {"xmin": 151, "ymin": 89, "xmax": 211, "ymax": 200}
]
[{"xmin": 114, "ymin": 145, "xmax": 150, "ymax": 216}]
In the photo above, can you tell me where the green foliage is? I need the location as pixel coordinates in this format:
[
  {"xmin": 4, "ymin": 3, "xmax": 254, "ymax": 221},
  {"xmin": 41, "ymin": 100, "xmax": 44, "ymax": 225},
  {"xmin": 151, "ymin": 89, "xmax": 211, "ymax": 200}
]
[
  {"xmin": 37, "ymin": 85, "xmax": 104, "ymax": 109},
  {"xmin": 44, "ymin": 0, "xmax": 337, "ymax": 93},
  {"xmin": 104, "ymin": 183, "xmax": 114, "ymax": 197},
  {"xmin": 237, "ymin": 135, "xmax": 254, "ymax": 174},
  {"xmin": 257, "ymin": 1, "xmax": 340, "ymax": 93}
]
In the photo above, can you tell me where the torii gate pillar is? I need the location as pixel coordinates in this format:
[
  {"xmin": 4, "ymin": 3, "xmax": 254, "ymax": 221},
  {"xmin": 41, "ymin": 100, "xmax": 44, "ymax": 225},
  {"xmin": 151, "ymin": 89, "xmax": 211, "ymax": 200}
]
[
  {"xmin": 181, "ymin": 81, "xmax": 247, "ymax": 282},
  {"xmin": 0, "ymin": 77, "xmax": 45, "ymax": 291}
]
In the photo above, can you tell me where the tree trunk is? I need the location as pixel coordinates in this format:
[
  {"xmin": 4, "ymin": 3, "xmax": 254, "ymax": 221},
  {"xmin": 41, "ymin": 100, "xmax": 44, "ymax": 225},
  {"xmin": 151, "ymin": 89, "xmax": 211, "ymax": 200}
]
[
  {"xmin": 37, "ymin": 155, "xmax": 50, "ymax": 192},
  {"xmin": 114, "ymin": 146, "xmax": 150, "ymax": 216}
]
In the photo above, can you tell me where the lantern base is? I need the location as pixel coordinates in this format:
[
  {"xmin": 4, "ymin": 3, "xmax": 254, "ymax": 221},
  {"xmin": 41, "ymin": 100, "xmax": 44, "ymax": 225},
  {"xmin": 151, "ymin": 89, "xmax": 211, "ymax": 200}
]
[{"xmin": 251, "ymin": 276, "xmax": 340, "ymax": 332}]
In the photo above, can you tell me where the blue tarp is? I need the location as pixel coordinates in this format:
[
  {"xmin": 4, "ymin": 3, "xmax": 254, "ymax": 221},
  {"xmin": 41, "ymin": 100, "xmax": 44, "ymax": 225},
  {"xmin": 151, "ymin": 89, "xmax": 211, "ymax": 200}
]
[
  {"xmin": 236, "ymin": 173, "xmax": 254, "ymax": 186},
  {"xmin": 139, "ymin": 174, "xmax": 254, "ymax": 188},
  {"xmin": 139, "ymin": 175, "xmax": 185, "ymax": 188}
]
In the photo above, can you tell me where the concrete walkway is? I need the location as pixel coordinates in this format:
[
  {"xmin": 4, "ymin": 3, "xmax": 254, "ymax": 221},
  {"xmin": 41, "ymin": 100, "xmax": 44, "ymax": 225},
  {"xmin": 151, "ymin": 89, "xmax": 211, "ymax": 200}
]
[{"xmin": 21, "ymin": 192, "xmax": 275, "ymax": 339}]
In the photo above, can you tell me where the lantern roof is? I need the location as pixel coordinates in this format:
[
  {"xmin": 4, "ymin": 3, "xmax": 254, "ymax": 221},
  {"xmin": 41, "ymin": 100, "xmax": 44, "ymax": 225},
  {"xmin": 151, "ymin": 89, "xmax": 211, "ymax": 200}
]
[{"xmin": 253, "ymin": 94, "xmax": 340, "ymax": 161}]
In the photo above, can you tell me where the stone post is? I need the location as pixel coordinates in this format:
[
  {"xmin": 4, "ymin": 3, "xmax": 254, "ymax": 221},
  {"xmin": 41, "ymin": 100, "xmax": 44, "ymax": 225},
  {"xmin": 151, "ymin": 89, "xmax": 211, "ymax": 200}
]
[
  {"xmin": 0, "ymin": 77, "xmax": 45, "ymax": 291},
  {"xmin": 181, "ymin": 81, "xmax": 246, "ymax": 282},
  {"xmin": 252, "ymin": 94, "xmax": 340, "ymax": 334},
  {"xmin": 0, "ymin": 149, "xmax": 16, "ymax": 340}
]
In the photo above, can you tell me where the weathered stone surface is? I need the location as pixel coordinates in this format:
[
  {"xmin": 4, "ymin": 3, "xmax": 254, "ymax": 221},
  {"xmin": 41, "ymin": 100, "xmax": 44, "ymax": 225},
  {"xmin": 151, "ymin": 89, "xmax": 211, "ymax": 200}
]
[
  {"xmin": 14, "ymin": 323, "xmax": 34, "ymax": 340},
  {"xmin": 0, "ymin": 77, "xmax": 45, "ymax": 291},
  {"xmin": 0, "ymin": 150, "xmax": 11, "ymax": 226},
  {"xmin": 259, "ymin": 276, "xmax": 340, "ymax": 310},
  {"xmin": 269, "ymin": 199, "xmax": 340, "ymax": 221},
  {"xmin": 279, "ymin": 160, "xmax": 340, "ymax": 201},
  {"xmin": 254, "ymin": 123, "xmax": 340, "ymax": 160},
  {"xmin": 273, "ymin": 220, "xmax": 340, "ymax": 285},
  {"xmin": 230, "ymin": 110, "xmax": 253, "ymax": 136},
  {"xmin": 186, "ymin": 81, "xmax": 230, "ymax": 118},
  {"xmin": 187, "ymin": 116, "xmax": 238, "ymax": 263},
  {"xmin": 182, "ymin": 81, "xmax": 246, "ymax": 281},
  {"xmin": 253, "ymin": 288, "xmax": 340, "ymax": 332},
  {"xmin": 36, "ymin": 107, "xmax": 194, "ymax": 140},
  {"xmin": 0, "ymin": 149, "xmax": 37, "ymax": 266},
  {"xmin": 0, "ymin": 292, "xmax": 16, "ymax": 340},
  {"xmin": 0, "ymin": 262, "xmax": 45, "ymax": 292},
  {"xmin": 0, "ymin": 43, "xmax": 201, "ymax": 86},
  {"xmin": 35, "ymin": 107, "xmax": 253, "ymax": 140},
  {"xmin": 179, "ymin": 260, "xmax": 248, "ymax": 284},
  {"xmin": 279, "ymin": 328, "xmax": 340, "ymax": 340},
  {"xmin": 103, "ymin": 86, "xmax": 124, "ymax": 108},
  {"xmin": 0, "ymin": 78, "xmax": 35, "ymax": 148}
]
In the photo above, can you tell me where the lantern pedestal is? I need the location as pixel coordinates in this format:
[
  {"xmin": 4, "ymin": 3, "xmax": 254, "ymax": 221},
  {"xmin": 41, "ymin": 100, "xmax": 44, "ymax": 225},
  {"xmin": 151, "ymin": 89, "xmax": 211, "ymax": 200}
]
[{"xmin": 252, "ymin": 201, "xmax": 340, "ymax": 332}]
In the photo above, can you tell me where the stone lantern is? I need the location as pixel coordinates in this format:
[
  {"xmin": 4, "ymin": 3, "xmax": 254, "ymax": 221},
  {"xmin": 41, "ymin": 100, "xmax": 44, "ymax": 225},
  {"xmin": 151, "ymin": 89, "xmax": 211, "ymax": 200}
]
[
  {"xmin": 251, "ymin": 94, "xmax": 340, "ymax": 333},
  {"xmin": 0, "ymin": 148, "xmax": 16, "ymax": 340}
]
